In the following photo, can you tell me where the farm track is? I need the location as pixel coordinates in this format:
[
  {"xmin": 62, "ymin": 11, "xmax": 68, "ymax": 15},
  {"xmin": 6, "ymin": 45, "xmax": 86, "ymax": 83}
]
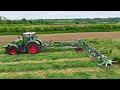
[{"xmin": 0, "ymin": 32, "xmax": 120, "ymax": 43}]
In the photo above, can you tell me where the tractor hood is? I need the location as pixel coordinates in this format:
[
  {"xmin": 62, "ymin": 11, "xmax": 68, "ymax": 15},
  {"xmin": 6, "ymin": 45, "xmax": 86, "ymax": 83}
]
[
  {"xmin": 3, "ymin": 39, "xmax": 23, "ymax": 48},
  {"xmin": 3, "ymin": 43, "xmax": 13, "ymax": 48},
  {"xmin": 11, "ymin": 39, "xmax": 23, "ymax": 44}
]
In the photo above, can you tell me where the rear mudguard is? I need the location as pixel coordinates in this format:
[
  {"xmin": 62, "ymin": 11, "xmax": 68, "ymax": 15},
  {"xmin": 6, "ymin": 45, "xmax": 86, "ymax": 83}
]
[{"xmin": 25, "ymin": 41, "xmax": 42, "ymax": 50}]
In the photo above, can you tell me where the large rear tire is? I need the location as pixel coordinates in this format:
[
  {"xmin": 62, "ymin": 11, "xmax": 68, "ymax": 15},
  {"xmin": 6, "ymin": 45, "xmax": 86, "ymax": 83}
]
[
  {"xmin": 8, "ymin": 46, "xmax": 18, "ymax": 55},
  {"xmin": 26, "ymin": 43, "xmax": 40, "ymax": 54}
]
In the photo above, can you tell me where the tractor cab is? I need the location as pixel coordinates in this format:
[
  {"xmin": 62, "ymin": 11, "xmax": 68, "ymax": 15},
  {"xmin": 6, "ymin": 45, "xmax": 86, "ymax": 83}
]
[
  {"xmin": 22, "ymin": 32, "xmax": 36, "ymax": 38},
  {"xmin": 21, "ymin": 32, "xmax": 36, "ymax": 42}
]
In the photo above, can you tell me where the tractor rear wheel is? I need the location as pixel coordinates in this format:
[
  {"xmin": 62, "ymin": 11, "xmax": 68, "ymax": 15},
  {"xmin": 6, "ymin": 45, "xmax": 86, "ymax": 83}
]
[
  {"xmin": 8, "ymin": 46, "xmax": 18, "ymax": 55},
  {"xmin": 26, "ymin": 43, "xmax": 40, "ymax": 54}
]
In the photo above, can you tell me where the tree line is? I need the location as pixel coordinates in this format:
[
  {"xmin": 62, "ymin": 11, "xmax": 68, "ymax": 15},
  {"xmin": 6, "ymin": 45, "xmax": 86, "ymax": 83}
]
[{"xmin": 0, "ymin": 16, "xmax": 120, "ymax": 24}]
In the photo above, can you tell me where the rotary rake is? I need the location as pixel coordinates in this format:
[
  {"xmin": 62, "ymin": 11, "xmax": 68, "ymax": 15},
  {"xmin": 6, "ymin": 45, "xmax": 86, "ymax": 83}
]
[{"xmin": 72, "ymin": 39, "xmax": 115, "ymax": 67}]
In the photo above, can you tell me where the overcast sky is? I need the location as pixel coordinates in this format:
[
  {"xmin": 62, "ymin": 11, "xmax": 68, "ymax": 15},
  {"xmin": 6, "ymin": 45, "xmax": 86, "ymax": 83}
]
[{"xmin": 0, "ymin": 11, "xmax": 120, "ymax": 19}]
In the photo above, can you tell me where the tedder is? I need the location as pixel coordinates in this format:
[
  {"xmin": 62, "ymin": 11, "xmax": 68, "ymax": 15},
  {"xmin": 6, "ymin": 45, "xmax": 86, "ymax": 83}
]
[{"xmin": 3, "ymin": 32, "xmax": 115, "ymax": 67}]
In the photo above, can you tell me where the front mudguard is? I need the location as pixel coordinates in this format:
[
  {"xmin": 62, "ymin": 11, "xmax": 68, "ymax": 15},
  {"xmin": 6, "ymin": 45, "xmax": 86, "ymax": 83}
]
[
  {"xmin": 3, "ymin": 44, "xmax": 10, "ymax": 53},
  {"xmin": 3, "ymin": 44, "xmax": 19, "ymax": 53}
]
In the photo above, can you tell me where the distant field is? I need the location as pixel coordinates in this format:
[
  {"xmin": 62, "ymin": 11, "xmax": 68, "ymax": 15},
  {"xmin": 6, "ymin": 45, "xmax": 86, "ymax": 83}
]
[
  {"xmin": 0, "ymin": 39, "xmax": 120, "ymax": 79},
  {"xmin": 1, "ymin": 23, "xmax": 120, "ymax": 35}
]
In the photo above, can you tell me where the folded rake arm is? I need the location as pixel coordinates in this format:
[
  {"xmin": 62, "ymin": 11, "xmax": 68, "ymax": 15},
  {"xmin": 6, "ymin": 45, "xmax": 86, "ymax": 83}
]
[{"xmin": 75, "ymin": 39, "xmax": 115, "ymax": 67}]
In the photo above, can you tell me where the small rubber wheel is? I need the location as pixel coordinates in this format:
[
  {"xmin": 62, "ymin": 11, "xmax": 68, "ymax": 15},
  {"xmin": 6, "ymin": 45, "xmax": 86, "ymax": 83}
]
[
  {"xmin": 76, "ymin": 48, "xmax": 83, "ymax": 52},
  {"xmin": 8, "ymin": 46, "xmax": 18, "ymax": 55},
  {"xmin": 26, "ymin": 43, "xmax": 40, "ymax": 54}
]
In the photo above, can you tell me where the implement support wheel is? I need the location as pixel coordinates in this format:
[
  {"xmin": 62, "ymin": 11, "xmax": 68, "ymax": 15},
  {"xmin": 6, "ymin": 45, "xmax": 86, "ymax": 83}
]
[{"xmin": 76, "ymin": 48, "xmax": 83, "ymax": 52}]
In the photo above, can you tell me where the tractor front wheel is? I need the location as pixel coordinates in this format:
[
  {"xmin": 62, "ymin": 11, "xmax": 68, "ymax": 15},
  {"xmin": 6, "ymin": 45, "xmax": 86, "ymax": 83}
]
[
  {"xmin": 8, "ymin": 46, "xmax": 18, "ymax": 55},
  {"xmin": 26, "ymin": 43, "xmax": 40, "ymax": 54}
]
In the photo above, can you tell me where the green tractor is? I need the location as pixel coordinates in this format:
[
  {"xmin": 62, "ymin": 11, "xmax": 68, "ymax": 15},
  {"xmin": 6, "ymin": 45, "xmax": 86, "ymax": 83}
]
[{"xmin": 4, "ymin": 32, "xmax": 43, "ymax": 55}]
